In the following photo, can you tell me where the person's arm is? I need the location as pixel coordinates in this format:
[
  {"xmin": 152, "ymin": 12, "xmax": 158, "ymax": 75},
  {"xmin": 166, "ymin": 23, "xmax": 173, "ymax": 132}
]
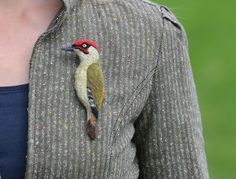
[{"xmin": 132, "ymin": 6, "xmax": 209, "ymax": 179}]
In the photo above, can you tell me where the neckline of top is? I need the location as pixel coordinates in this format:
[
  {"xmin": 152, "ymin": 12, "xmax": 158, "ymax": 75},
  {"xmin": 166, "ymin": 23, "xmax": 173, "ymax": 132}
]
[{"xmin": 0, "ymin": 83, "xmax": 29, "ymax": 93}]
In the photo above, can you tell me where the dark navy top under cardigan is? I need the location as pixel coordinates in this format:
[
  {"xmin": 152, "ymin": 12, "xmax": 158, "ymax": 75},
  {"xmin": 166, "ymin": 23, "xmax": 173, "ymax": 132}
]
[{"xmin": 0, "ymin": 83, "xmax": 28, "ymax": 179}]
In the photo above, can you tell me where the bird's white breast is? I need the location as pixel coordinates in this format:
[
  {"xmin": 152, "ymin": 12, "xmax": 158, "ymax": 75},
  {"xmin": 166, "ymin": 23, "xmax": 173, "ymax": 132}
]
[{"xmin": 74, "ymin": 64, "xmax": 90, "ymax": 109}]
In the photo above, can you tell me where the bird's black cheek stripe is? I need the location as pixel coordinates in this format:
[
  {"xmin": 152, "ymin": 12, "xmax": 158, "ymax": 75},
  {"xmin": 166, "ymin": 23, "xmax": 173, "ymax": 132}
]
[{"xmin": 78, "ymin": 47, "xmax": 89, "ymax": 54}]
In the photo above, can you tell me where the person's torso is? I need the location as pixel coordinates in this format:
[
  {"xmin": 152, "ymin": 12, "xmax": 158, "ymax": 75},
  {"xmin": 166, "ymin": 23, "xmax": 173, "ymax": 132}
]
[{"xmin": 24, "ymin": 0, "xmax": 164, "ymax": 178}]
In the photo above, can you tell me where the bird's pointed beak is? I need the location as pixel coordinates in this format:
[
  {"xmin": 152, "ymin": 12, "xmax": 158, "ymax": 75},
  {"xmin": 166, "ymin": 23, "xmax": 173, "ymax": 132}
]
[{"xmin": 61, "ymin": 44, "xmax": 74, "ymax": 51}]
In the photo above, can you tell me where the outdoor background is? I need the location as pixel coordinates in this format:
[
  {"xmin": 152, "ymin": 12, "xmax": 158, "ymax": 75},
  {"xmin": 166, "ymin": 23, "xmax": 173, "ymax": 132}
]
[{"xmin": 151, "ymin": 0, "xmax": 236, "ymax": 178}]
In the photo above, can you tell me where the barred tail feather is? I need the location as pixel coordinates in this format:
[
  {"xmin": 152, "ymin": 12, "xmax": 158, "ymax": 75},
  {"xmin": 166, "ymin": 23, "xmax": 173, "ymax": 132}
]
[
  {"xmin": 87, "ymin": 88, "xmax": 98, "ymax": 140},
  {"xmin": 87, "ymin": 88, "xmax": 99, "ymax": 118}
]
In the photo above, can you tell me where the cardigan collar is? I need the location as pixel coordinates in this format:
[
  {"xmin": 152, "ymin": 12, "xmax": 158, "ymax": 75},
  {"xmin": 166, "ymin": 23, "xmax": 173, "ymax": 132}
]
[{"xmin": 62, "ymin": 0, "xmax": 76, "ymax": 10}]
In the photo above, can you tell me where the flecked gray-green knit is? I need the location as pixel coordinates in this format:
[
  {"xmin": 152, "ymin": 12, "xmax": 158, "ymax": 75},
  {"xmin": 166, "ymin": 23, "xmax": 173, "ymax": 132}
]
[{"xmin": 24, "ymin": 0, "xmax": 209, "ymax": 178}]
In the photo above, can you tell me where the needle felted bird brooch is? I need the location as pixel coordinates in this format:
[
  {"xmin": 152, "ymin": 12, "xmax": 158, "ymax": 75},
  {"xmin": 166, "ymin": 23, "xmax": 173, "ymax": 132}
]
[{"xmin": 62, "ymin": 40, "xmax": 105, "ymax": 140}]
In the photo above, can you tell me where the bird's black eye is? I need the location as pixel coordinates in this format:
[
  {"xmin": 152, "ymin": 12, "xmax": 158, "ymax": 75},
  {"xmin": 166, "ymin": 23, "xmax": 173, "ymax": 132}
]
[{"xmin": 82, "ymin": 43, "xmax": 89, "ymax": 48}]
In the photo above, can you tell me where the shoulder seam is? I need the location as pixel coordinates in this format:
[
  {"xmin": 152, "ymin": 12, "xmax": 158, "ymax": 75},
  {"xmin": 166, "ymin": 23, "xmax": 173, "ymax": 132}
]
[
  {"xmin": 159, "ymin": 5, "xmax": 189, "ymax": 49},
  {"xmin": 159, "ymin": 5, "xmax": 182, "ymax": 30}
]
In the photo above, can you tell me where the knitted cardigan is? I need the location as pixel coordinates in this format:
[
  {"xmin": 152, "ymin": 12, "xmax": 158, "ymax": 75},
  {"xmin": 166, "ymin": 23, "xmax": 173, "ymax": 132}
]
[{"xmin": 24, "ymin": 0, "xmax": 209, "ymax": 178}]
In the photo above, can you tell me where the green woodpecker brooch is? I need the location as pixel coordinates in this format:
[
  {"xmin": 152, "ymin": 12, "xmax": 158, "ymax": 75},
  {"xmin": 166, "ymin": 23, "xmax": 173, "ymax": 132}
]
[{"xmin": 62, "ymin": 40, "xmax": 105, "ymax": 140}]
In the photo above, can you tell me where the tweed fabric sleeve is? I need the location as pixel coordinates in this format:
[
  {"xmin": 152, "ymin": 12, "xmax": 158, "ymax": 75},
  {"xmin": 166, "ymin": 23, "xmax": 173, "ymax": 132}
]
[{"xmin": 132, "ymin": 6, "xmax": 209, "ymax": 179}]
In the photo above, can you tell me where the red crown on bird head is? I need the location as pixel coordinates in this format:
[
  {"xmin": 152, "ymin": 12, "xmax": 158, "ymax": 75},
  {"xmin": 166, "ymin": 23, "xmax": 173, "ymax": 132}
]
[
  {"xmin": 62, "ymin": 39, "xmax": 99, "ymax": 54},
  {"xmin": 73, "ymin": 40, "xmax": 98, "ymax": 49}
]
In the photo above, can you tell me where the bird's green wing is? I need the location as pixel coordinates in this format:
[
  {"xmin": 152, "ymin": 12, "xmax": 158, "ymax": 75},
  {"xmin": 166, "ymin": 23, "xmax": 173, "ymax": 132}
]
[{"xmin": 87, "ymin": 62, "xmax": 105, "ymax": 110}]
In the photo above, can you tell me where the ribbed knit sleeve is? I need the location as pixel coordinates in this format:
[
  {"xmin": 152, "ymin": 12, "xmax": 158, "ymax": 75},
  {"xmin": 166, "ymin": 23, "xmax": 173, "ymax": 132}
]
[{"xmin": 133, "ymin": 6, "xmax": 209, "ymax": 179}]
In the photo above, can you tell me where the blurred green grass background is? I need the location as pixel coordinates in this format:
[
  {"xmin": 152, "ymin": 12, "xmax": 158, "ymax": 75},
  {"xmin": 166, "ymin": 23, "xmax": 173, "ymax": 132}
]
[{"xmin": 151, "ymin": 0, "xmax": 236, "ymax": 178}]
